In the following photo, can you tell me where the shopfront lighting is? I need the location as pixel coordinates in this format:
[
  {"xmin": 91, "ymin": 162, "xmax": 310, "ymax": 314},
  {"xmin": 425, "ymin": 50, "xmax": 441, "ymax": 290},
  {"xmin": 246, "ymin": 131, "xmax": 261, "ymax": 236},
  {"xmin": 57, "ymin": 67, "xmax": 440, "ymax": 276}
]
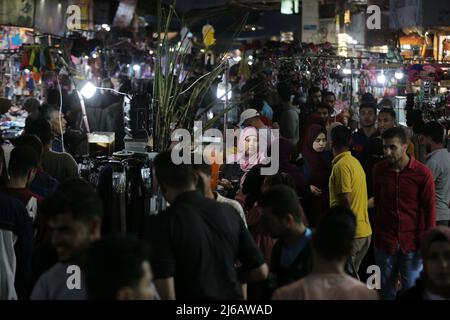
[
  {"xmin": 92, "ymin": 53, "xmax": 97, "ymax": 59},
  {"xmin": 343, "ymin": 68, "xmax": 352, "ymax": 75},
  {"xmin": 133, "ymin": 64, "xmax": 141, "ymax": 72},
  {"xmin": 101, "ymin": 24, "xmax": 111, "ymax": 32},
  {"xmin": 248, "ymin": 61, "xmax": 253, "ymax": 66},
  {"xmin": 281, "ymin": 0, "xmax": 299, "ymax": 15},
  {"xmin": 217, "ymin": 81, "xmax": 232, "ymax": 101},
  {"xmin": 248, "ymin": 55, "xmax": 253, "ymax": 60},
  {"xmin": 251, "ymin": 27, "xmax": 256, "ymax": 31},
  {"xmin": 377, "ymin": 73, "xmax": 387, "ymax": 84},
  {"xmin": 149, "ymin": 50, "xmax": 154, "ymax": 55},
  {"xmin": 79, "ymin": 81, "xmax": 97, "ymax": 99},
  {"xmin": 395, "ymin": 71, "xmax": 404, "ymax": 80}
]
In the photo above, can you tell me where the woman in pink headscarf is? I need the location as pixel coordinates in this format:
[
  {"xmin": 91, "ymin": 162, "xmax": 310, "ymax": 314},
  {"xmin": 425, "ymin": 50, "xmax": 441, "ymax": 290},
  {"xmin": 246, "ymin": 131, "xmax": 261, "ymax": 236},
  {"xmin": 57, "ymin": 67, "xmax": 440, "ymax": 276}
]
[{"xmin": 237, "ymin": 126, "xmax": 266, "ymax": 190}]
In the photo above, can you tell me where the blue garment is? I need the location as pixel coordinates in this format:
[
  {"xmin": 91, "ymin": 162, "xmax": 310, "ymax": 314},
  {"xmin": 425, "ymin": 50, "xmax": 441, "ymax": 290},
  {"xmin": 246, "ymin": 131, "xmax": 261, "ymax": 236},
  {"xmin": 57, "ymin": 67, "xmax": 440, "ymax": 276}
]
[
  {"xmin": 261, "ymin": 101, "xmax": 273, "ymax": 120},
  {"xmin": 29, "ymin": 171, "xmax": 59, "ymax": 198},
  {"xmin": 375, "ymin": 246, "xmax": 423, "ymax": 300},
  {"xmin": 52, "ymin": 137, "xmax": 63, "ymax": 153},
  {"xmin": 0, "ymin": 192, "xmax": 33, "ymax": 299},
  {"xmin": 280, "ymin": 228, "xmax": 313, "ymax": 267}
]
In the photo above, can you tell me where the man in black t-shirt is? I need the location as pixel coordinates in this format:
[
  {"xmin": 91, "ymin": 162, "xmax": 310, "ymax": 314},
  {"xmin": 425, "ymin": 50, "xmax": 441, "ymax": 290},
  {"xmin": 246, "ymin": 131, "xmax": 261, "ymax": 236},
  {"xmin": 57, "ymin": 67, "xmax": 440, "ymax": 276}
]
[{"xmin": 150, "ymin": 151, "xmax": 268, "ymax": 300}]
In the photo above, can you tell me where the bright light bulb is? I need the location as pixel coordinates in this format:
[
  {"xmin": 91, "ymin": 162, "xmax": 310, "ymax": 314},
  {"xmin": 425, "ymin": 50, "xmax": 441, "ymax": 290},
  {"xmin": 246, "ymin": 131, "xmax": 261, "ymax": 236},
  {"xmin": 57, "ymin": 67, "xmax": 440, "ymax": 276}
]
[
  {"xmin": 343, "ymin": 68, "xmax": 351, "ymax": 75},
  {"xmin": 200, "ymin": 49, "xmax": 205, "ymax": 53},
  {"xmin": 133, "ymin": 64, "xmax": 141, "ymax": 72},
  {"xmin": 207, "ymin": 111, "xmax": 214, "ymax": 119},
  {"xmin": 395, "ymin": 71, "xmax": 404, "ymax": 80},
  {"xmin": 233, "ymin": 56, "xmax": 242, "ymax": 62},
  {"xmin": 79, "ymin": 81, "xmax": 97, "ymax": 99},
  {"xmin": 377, "ymin": 73, "xmax": 386, "ymax": 84},
  {"xmin": 337, "ymin": 64, "xmax": 341, "ymax": 70},
  {"xmin": 248, "ymin": 61, "xmax": 253, "ymax": 66},
  {"xmin": 84, "ymin": 55, "xmax": 89, "ymax": 59},
  {"xmin": 248, "ymin": 55, "xmax": 253, "ymax": 60},
  {"xmin": 24, "ymin": 69, "xmax": 30, "ymax": 74},
  {"xmin": 126, "ymin": 64, "xmax": 130, "ymax": 68},
  {"xmin": 149, "ymin": 50, "xmax": 154, "ymax": 55},
  {"xmin": 92, "ymin": 53, "xmax": 97, "ymax": 59},
  {"xmin": 251, "ymin": 27, "xmax": 256, "ymax": 31}
]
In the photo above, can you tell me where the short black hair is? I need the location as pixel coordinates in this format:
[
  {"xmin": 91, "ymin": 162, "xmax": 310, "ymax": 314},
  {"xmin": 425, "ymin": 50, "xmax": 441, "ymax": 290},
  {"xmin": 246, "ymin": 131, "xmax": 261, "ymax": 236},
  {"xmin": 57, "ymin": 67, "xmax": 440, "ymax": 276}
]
[
  {"xmin": 258, "ymin": 185, "xmax": 303, "ymax": 224},
  {"xmin": 378, "ymin": 107, "xmax": 396, "ymax": 120},
  {"xmin": 330, "ymin": 125, "xmax": 351, "ymax": 150},
  {"xmin": 317, "ymin": 103, "xmax": 331, "ymax": 112},
  {"xmin": 309, "ymin": 86, "xmax": 321, "ymax": 96},
  {"xmin": 264, "ymin": 173, "xmax": 296, "ymax": 190},
  {"xmin": 154, "ymin": 151, "xmax": 197, "ymax": 190},
  {"xmin": 361, "ymin": 92, "xmax": 376, "ymax": 104},
  {"xmin": 359, "ymin": 102, "xmax": 377, "ymax": 114},
  {"xmin": 46, "ymin": 88, "xmax": 61, "ymax": 106},
  {"xmin": 314, "ymin": 206, "xmax": 356, "ymax": 261},
  {"xmin": 192, "ymin": 161, "xmax": 212, "ymax": 177},
  {"xmin": 25, "ymin": 118, "xmax": 52, "ymax": 146},
  {"xmin": 12, "ymin": 134, "xmax": 43, "ymax": 159},
  {"xmin": 322, "ymin": 91, "xmax": 336, "ymax": 99},
  {"xmin": 8, "ymin": 146, "xmax": 39, "ymax": 178},
  {"xmin": 86, "ymin": 234, "xmax": 151, "ymax": 300},
  {"xmin": 422, "ymin": 121, "xmax": 446, "ymax": 145},
  {"xmin": 382, "ymin": 127, "xmax": 407, "ymax": 145},
  {"xmin": 41, "ymin": 178, "xmax": 103, "ymax": 223},
  {"xmin": 277, "ymin": 82, "xmax": 291, "ymax": 102}
]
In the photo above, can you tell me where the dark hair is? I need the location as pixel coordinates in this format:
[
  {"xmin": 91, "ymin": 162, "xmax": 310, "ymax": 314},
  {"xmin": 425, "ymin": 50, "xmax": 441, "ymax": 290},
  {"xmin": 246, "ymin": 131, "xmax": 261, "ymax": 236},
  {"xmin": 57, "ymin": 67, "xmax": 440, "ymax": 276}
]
[
  {"xmin": 314, "ymin": 206, "xmax": 356, "ymax": 260},
  {"xmin": 381, "ymin": 127, "xmax": 407, "ymax": 145},
  {"xmin": 308, "ymin": 86, "xmax": 321, "ymax": 96},
  {"xmin": 378, "ymin": 97, "xmax": 393, "ymax": 108},
  {"xmin": 330, "ymin": 125, "xmax": 351, "ymax": 150},
  {"xmin": 86, "ymin": 234, "xmax": 151, "ymax": 300},
  {"xmin": 359, "ymin": 102, "xmax": 377, "ymax": 114},
  {"xmin": 258, "ymin": 185, "xmax": 303, "ymax": 224},
  {"xmin": 317, "ymin": 103, "xmax": 331, "ymax": 112},
  {"xmin": 378, "ymin": 107, "xmax": 396, "ymax": 121},
  {"xmin": 41, "ymin": 178, "xmax": 103, "ymax": 222},
  {"xmin": 154, "ymin": 151, "xmax": 197, "ymax": 190},
  {"xmin": 192, "ymin": 160, "xmax": 212, "ymax": 177},
  {"xmin": 8, "ymin": 146, "xmax": 39, "ymax": 178},
  {"xmin": 322, "ymin": 91, "xmax": 336, "ymax": 100},
  {"xmin": 277, "ymin": 82, "xmax": 291, "ymax": 102},
  {"xmin": 361, "ymin": 92, "xmax": 376, "ymax": 104},
  {"xmin": 264, "ymin": 173, "xmax": 296, "ymax": 190},
  {"xmin": 46, "ymin": 88, "xmax": 61, "ymax": 106},
  {"xmin": 12, "ymin": 134, "xmax": 43, "ymax": 160},
  {"xmin": 422, "ymin": 121, "xmax": 446, "ymax": 145},
  {"xmin": 24, "ymin": 118, "xmax": 52, "ymax": 146}
]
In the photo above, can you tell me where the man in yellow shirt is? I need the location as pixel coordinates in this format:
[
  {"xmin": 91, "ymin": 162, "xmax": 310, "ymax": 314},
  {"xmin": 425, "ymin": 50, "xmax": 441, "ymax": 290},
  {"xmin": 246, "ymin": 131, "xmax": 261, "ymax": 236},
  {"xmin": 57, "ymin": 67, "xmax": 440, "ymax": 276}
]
[{"xmin": 329, "ymin": 126, "xmax": 372, "ymax": 274}]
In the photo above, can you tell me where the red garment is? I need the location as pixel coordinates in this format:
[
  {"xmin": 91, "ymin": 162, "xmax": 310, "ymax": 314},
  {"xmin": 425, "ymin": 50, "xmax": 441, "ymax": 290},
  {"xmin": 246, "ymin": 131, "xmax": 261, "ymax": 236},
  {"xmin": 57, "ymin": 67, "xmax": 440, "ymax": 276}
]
[
  {"xmin": 260, "ymin": 116, "xmax": 272, "ymax": 127},
  {"xmin": 373, "ymin": 157, "xmax": 436, "ymax": 255},
  {"xmin": 0, "ymin": 187, "xmax": 43, "ymax": 206}
]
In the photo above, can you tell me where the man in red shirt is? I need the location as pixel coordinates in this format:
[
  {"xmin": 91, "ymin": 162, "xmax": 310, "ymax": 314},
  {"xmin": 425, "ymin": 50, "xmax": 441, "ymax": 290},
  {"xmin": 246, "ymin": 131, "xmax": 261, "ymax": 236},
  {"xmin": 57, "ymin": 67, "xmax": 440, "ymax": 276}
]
[
  {"xmin": 373, "ymin": 127, "xmax": 436, "ymax": 300},
  {"xmin": 1, "ymin": 146, "xmax": 43, "ymax": 221}
]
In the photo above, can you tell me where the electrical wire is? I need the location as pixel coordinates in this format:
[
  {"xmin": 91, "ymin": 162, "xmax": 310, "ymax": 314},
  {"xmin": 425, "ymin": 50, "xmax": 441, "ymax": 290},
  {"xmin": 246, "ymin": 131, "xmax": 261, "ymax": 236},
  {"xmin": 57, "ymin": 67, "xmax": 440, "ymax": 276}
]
[{"xmin": 56, "ymin": 76, "xmax": 65, "ymax": 152}]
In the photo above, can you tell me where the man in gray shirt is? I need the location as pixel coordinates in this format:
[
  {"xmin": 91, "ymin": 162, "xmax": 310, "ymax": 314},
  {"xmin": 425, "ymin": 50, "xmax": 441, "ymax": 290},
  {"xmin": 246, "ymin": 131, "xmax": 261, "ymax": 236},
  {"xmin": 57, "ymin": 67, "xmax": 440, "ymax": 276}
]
[
  {"xmin": 31, "ymin": 179, "xmax": 102, "ymax": 300},
  {"xmin": 422, "ymin": 122, "xmax": 450, "ymax": 226}
]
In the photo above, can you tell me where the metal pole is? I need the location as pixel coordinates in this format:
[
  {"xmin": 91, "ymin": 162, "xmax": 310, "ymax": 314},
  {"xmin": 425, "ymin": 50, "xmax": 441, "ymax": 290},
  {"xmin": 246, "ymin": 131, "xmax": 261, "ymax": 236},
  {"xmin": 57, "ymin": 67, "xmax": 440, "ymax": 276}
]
[{"xmin": 224, "ymin": 60, "xmax": 228, "ymax": 141}]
